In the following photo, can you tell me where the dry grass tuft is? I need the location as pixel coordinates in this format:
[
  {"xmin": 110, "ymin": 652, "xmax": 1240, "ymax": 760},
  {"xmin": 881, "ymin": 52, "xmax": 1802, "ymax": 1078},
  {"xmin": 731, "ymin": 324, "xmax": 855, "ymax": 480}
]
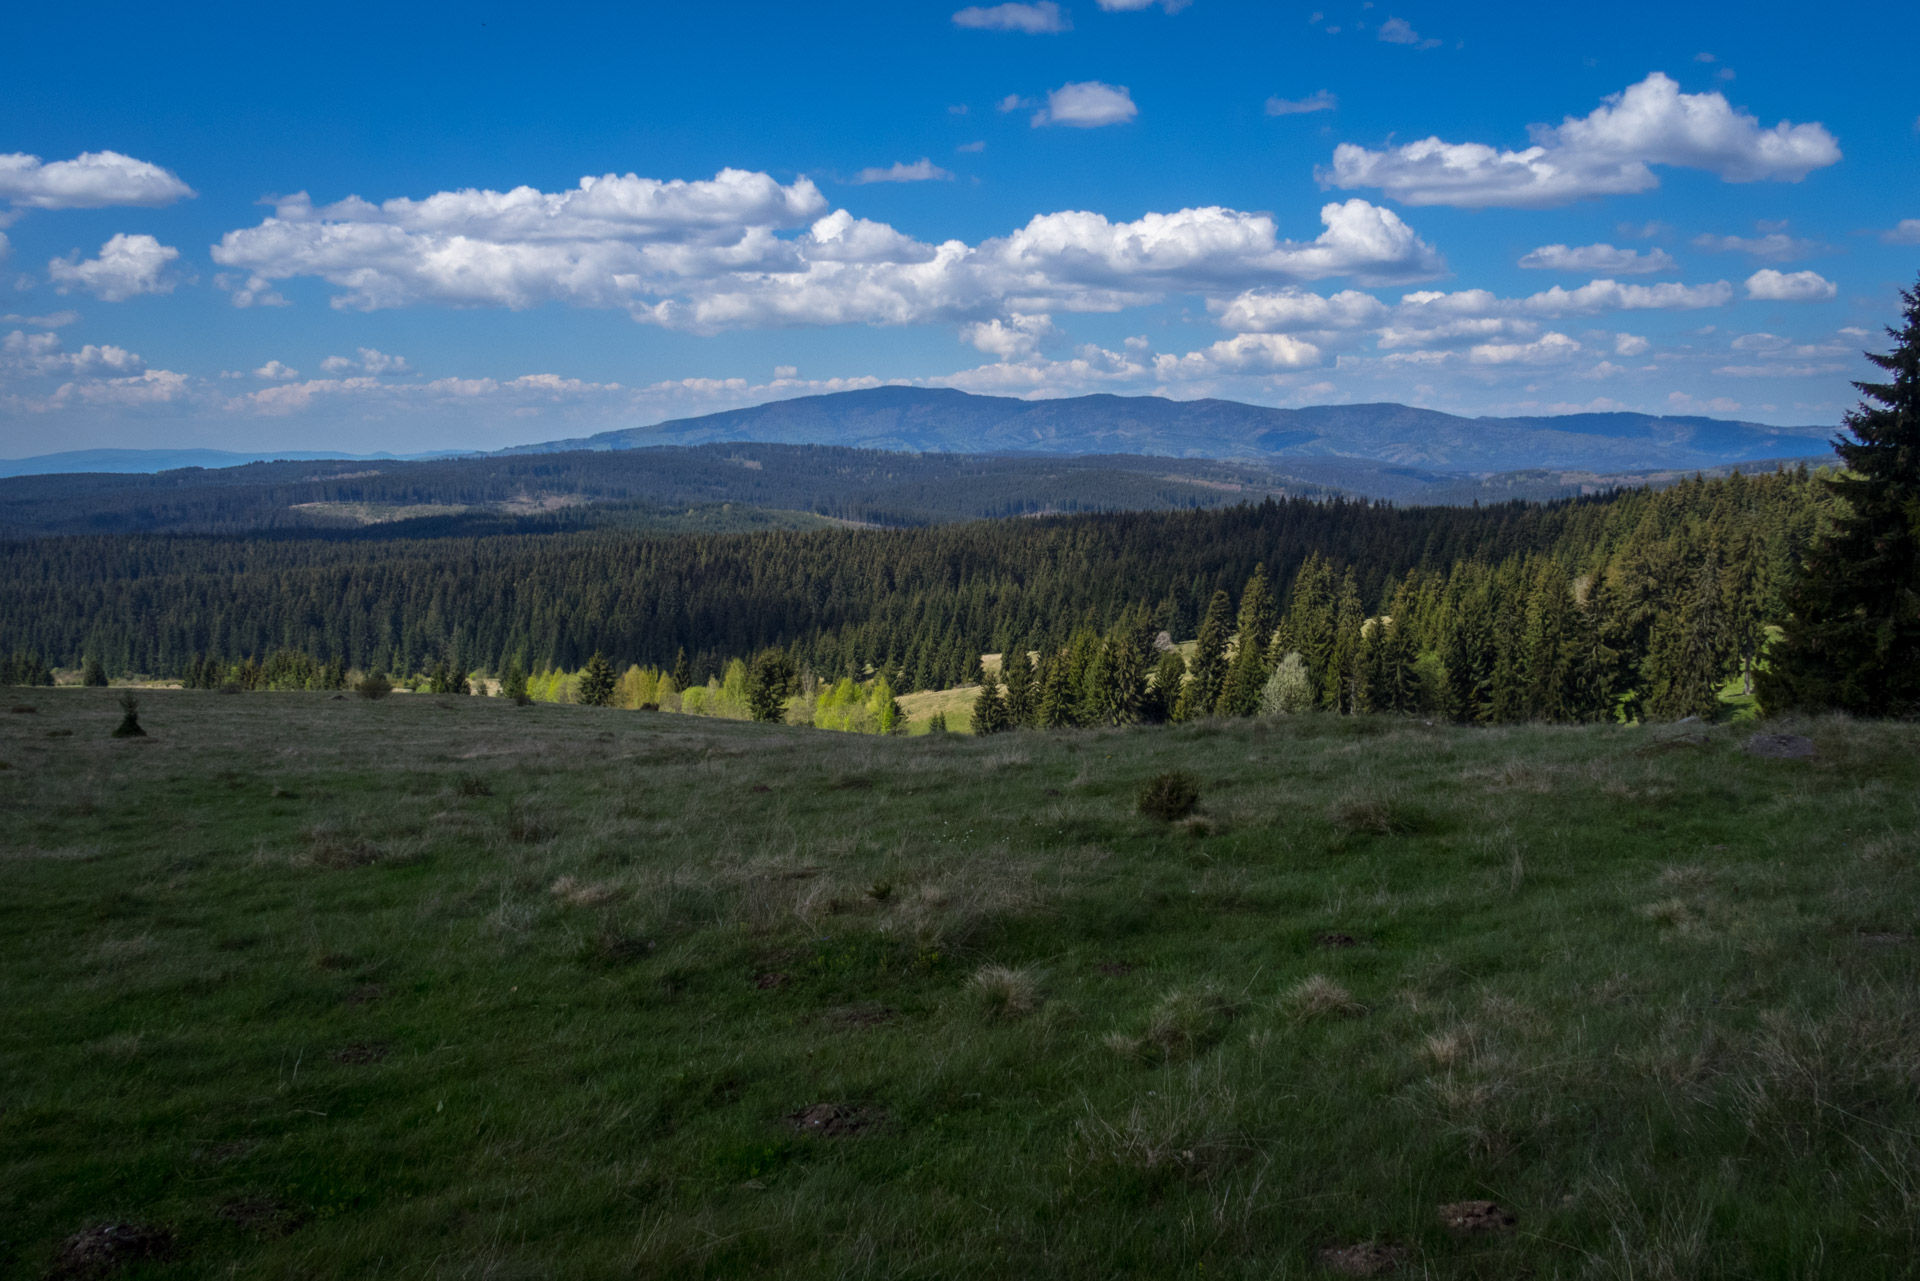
[
  {"xmin": 1641, "ymin": 897, "xmax": 1696, "ymax": 928},
  {"xmin": 1143, "ymin": 985, "xmax": 1238, "ymax": 1058},
  {"xmin": 1284, "ymin": 974, "xmax": 1364, "ymax": 1021},
  {"xmin": 1137, "ymin": 770, "xmax": 1202, "ymax": 822},
  {"xmin": 1658, "ymin": 864, "xmax": 1715, "ymax": 891},
  {"xmin": 1328, "ymin": 792, "xmax": 1418, "ymax": 837},
  {"xmin": 970, "ymin": 963, "xmax": 1041, "ymax": 1020},
  {"xmin": 550, "ymin": 875, "xmax": 625, "ymax": 908}
]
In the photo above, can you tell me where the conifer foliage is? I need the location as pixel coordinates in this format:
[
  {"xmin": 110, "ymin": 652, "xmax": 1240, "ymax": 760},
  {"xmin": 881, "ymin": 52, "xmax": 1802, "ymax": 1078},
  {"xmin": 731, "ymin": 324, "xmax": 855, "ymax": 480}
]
[{"xmin": 1760, "ymin": 278, "xmax": 1920, "ymax": 717}]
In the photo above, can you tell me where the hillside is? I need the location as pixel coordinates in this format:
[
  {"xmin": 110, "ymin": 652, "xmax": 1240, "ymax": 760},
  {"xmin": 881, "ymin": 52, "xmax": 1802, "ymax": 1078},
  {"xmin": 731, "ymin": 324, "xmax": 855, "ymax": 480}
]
[
  {"xmin": 3, "ymin": 690, "xmax": 1915, "ymax": 1278},
  {"xmin": 504, "ymin": 386, "xmax": 1835, "ymax": 474}
]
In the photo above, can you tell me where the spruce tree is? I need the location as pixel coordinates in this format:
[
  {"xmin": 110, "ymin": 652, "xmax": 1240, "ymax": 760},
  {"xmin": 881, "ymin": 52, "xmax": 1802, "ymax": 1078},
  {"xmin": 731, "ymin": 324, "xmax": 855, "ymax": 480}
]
[
  {"xmin": 1001, "ymin": 648, "xmax": 1035, "ymax": 726},
  {"xmin": 1175, "ymin": 589, "xmax": 1232, "ymax": 721},
  {"xmin": 1144, "ymin": 649, "xmax": 1186, "ymax": 723},
  {"xmin": 578, "ymin": 651, "xmax": 617, "ymax": 707},
  {"xmin": 1760, "ymin": 280, "xmax": 1920, "ymax": 716},
  {"xmin": 971, "ymin": 677, "xmax": 1009, "ymax": 735},
  {"xmin": 747, "ymin": 649, "xmax": 798, "ymax": 722},
  {"xmin": 82, "ymin": 656, "xmax": 108, "ymax": 687},
  {"xmin": 1217, "ymin": 564, "xmax": 1277, "ymax": 716}
]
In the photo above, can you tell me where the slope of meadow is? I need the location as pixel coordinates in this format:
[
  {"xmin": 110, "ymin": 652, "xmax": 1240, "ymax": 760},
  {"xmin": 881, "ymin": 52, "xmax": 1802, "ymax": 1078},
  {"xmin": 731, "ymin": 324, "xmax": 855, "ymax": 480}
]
[{"xmin": 3, "ymin": 690, "xmax": 1917, "ymax": 1277}]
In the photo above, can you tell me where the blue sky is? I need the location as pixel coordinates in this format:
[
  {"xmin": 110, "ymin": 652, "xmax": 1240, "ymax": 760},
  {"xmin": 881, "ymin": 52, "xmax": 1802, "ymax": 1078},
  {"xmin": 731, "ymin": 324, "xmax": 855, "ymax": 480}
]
[{"xmin": 2, "ymin": 0, "xmax": 1917, "ymax": 456}]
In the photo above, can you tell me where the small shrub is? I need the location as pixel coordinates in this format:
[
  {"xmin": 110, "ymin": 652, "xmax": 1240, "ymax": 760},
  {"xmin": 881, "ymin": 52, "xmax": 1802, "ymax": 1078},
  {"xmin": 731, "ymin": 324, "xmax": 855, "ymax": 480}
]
[
  {"xmin": 1329, "ymin": 794, "xmax": 1417, "ymax": 837},
  {"xmin": 867, "ymin": 879, "xmax": 894, "ymax": 902},
  {"xmin": 1283, "ymin": 974, "xmax": 1363, "ymax": 1021},
  {"xmin": 1138, "ymin": 770, "xmax": 1202, "ymax": 822},
  {"xmin": 356, "ymin": 672, "xmax": 393, "ymax": 701},
  {"xmin": 111, "ymin": 692, "xmax": 146, "ymax": 738},
  {"xmin": 971, "ymin": 964, "xmax": 1040, "ymax": 1020}
]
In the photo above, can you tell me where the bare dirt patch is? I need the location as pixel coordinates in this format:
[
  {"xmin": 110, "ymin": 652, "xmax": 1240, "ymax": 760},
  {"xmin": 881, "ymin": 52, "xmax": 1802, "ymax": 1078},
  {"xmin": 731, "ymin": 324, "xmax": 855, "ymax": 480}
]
[
  {"xmin": 10, "ymin": 704, "xmax": 37, "ymax": 714},
  {"xmin": 787, "ymin": 1103, "xmax": 882, "ymax": 1136},
  {"xmin": 1097, "ymin": 961, "xmax": 1135, "ymax": 976},
  {"xmin": 345, "ymin": 984, "xmax": 385, "ymax": 1005},
  {"xmin": 1317, "ymin": 1241, "xmax": 1408, "ymax": 1276},
  {"xmin": 46, "ymin": 1222, "xmax": 176, "ymax": 1278},
  {"xmin": 1438, "ymin": 1200, "xmax": 1516, "ymax": 1234},
  {"xmin": 332, "ymin": 1041, "xmax": 389, "ymax": 1065},
  {"xmin": 754, "ymin": 971, "xmax": 790, "ymax": 989},
  {"xmin": 1315, "ymin": 931, "xmax": 1361, "ymax": 948}
]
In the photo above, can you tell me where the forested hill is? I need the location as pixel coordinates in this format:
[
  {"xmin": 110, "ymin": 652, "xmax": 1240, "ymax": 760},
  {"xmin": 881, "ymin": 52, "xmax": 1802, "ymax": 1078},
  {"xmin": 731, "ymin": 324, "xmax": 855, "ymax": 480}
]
[
  {"xmin": 505, "ymin": 386, "xmax": 1834, "ymax": 473},
  {"xmin": 1, "ymin": 469, "xmax": 1820, "ymax": 723}
]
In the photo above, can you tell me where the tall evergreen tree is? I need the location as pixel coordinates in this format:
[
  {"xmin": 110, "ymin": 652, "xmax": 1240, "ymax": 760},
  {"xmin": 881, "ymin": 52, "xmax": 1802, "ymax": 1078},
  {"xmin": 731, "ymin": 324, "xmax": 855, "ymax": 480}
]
[
  {"xmin": 747, "ymin": 649, "xmax": 798, "ymax": 722},
  {"xmin": 972, "ymin": 677, "xmax": 1009, "ymax": 735},
  {"xmin": 1144, "ymin": 649, "xmax": 1186, "ymax": 723},
  {"xmin": 1761, "ymin": 280, "xmax": 1920, "ymax": 717},
  {"xmin": 1001, "ymin": 647, "xmax": 1036, "ymax": 726},
  {"xmin": 578, "ymin": 651, "xmax": 617, "ymax": 707},
  {"xmin": 1175, "ymin": 589, "xmax": 1233, "ymax": 721},
  {"xmin": 1217, "ymin": 563, "xmax": 1277, "ymax": 716}
]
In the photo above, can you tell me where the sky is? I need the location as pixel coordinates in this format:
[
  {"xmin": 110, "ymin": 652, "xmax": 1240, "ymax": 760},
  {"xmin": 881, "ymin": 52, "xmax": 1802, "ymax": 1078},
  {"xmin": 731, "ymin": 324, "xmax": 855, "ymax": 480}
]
[{"xmin": 2, "ymin": 0, "xmax": 1917, "ymax": 458}]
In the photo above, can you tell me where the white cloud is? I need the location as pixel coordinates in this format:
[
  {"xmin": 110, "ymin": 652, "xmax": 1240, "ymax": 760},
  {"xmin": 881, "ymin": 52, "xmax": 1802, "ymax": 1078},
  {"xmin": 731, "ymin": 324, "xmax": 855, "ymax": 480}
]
[
  {"xmin": 1880, "ymin": 219, "xmax": 1920, "ymax": 246},
  {"xmin": 1744, "ymin": 268, "xmax": 1835, "ymax": 302},
  {"xmin": 1377, "ymin": 17, "xmax": 1440, "ymax": 48},
  {"xmin": 952, "ymin": 1, "xmax": 1068, "ymax": 32},
  {"xmin": 319, "ymin": 347, "xmax": 411, "ymax": 375},
  {"xmin": 1666, "ymin": 391, "xmax": 1742, "ymax": 414},
  {"xmin": 852, "ymin": 158, "xmax": 954, "ymax": 184},
  {"xmin": 1399, "ymin": 278, "xmax": 1731, "ymax": 321},
  {"xmin": 1614, "ymin": 333, "xmax": 1650, "ymax": 356},
  {"xmin": 1691, "ymin": 230, "xmax": 1817, "ymax": 260},
  {"xmin": 1214, "ymin": 286, "xmax": 1387, "ymax": 332},
  {"xmin": 1033, "ymin": 82, "xmax": 1138, "ymax": 128},
  {"xmin": 1518, "ymin": 242, "xmax": 1674, "ymax": 274},
  {"xmin": 0, "ymin": 309, "xmax": 80, "ymax": 327},
  {"xmin": 46, "ymin": 369, "xmax": 191, "ymax": 409},
  {"xmin": 211, "ymin": 165, "xmax": 1444, "ymax": 332},
  {"xmin": 1469, "ymin": 332, "xmax": 1580, "ymax": 365},
  {"xmin": 1097, "ymin": 0, "xmax": 1191, "ymax": 10},
  {"xmin": 2, "ymin": 328, "xmax": 145, "ymax": 379},
  {"xmin": 1266, "ymin": 90, "xmax": 1336, "ymax": 116},
  {"xmin": 958, "ymin": 141, "xmax": 987, "ymax": 153},
  {"xmin": 961, "ymin": 312, "xmax": 1058, "ymax": 360},
  {"xmin": 46, "ymin": 234, "xmax": 181, "ymax": 301},
  {"xmin": 0, "ymin": 151, "xmax": 194, "ymax": 212},
  {"xmin": 1156, "ymin": 332, "xmax": 1324, "ymax": 379},
  {"xmin": 1713, "ymin": 362, "xmax": 1844, "ymax": 378},
  {"xmin": 1323, "ymin": 73, "xmax": 1840, "ymax": 208},
  {"xmin": 254, "ymin": 360, "xmax": 299, "ymax": 380}
]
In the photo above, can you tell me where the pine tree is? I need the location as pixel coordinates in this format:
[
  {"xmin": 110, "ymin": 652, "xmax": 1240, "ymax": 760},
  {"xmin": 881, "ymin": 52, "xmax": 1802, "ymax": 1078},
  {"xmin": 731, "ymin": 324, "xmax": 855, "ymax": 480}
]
[
  {"xmin": 81, "ymin": 656, "xmax": 108, "ymax": 687},
  {"xmin": 1144, "ymin": 649, "xmax": 1186, "ymax": 723},
  {"xmin": 747, "ymin": 649, "xmax": 798, "ymax": 723},
  {"xmin": 578, "ymin": 651, "xmax": 617, "ymax": 707},
  {"xmin": 1645, "ymin": 553, "xmax": 1732, "ymax": 720},
  {"xmin": 501, "ymin": 660, "xmax": 530, "ymax": 704},
  {"xmin": 1761, "ymin": 280, "xmax": 1920, "ymax": 716},
  {"xmin": 1089, "ymin": 625, "xmax": 1146, "ymax": 726},
  {"xmin": 1036, "ymin": 653, "xmax": 1074, "ymax": 728},
  {"xmin": 971, "ymin": 678, "xmax": 1009, "ymax": 735},
  {"xmin": 1175, "ymin": 589, "xmax": 1232, "ymax": 721},
  {"xmin": 672, "ymin": 648, "xmax": 691, "ymax": 691},
  {"xmin": 1284, "ymin": 555, "xmax": 1337, "ymax": 706},
  {"xmin": 1217, "ymin": 563, "xmax": 1277, "ymax": 717},
  {"xmin": 1001, "ymin": 647, "xmax": 1035, "ymax": 726}
]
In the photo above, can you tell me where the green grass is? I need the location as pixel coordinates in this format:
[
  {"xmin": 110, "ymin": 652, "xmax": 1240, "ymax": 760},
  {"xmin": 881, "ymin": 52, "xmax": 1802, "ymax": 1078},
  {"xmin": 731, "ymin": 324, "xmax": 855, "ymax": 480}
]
[{"xmin": 3, "ymin": 689, "xmax": 1919, "ymax": 1277}]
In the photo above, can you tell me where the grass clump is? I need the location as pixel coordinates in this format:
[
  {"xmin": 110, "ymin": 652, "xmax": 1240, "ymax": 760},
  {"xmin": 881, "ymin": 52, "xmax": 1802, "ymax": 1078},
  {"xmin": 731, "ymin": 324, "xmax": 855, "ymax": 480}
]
[
  {"xmin": 969, "ymin": 963, "xmax": 1041, "ymax": 1020},
  {"xmin": 1109, "ymin": 985, "xmax": 1239, "ymax": 1061},
  {"xmin": 1283, "ymin": 974, "xmax": 1364, "ymax": 1021},
  {"xmin": 1137, "ymin": 769, "xmax": 1201, "ymax": 821}
]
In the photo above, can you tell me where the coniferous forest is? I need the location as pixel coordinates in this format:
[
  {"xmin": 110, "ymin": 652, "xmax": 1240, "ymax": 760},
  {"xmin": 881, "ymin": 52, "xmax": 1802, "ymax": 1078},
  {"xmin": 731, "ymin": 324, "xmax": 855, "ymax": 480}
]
[{"xmin": 0, "ymin": 463, "xmax": 1824, "ymax": 724}]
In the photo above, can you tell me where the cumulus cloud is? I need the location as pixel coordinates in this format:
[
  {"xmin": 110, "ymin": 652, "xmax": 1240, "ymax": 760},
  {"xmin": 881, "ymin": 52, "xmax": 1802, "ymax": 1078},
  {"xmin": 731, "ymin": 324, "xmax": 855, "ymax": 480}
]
[
  {"xmin": 1518, "ymin": 242, "xmax": 1675, "ymax": 274},
  {"xmin": 1883, "ymin": 219, "xmax": 1920, "ymax": 246},
  {"xmin": 0, "ymin": 309, "xmax": 80, "ymax": 327},
  {"xmin": 254, "ymin": 360, "xmax": 299, "ymax": 380},
  {"xmin": 1032, "ymin": 82, "xmax": 1138, "ymax": 128},
  {"xmin": 0, "ymin": 151, "xmax": 194, "ymax": 212},
  {"xmin": 1214, "ymin": 286, "xmax": 1388, "ymax": 332},
  {"xmin": 1744, "ymin": 268, "xmax": 1835, "ymax": 302},
  {"xmin": 961, "ymin": 312, "xmax": 1059, "ymax": 360},
  {"xmin": 1376, "ymin": 17, "xmax": 1440, "ymax": 48},
  {"xmin": 1156, "ymin": 332, "xmax": 1323, "ymax": 380},
  {"xmin": 1097, "ymin": 0, "xmax": 1191, "ymax": 10},
  {"xmin": 1614, "ymin": 333, "xmax": 1650, "ymax": 356},
  {"xmin": 1324, "ymin": 73, "xmax": 1840, "ymax": 208},
  {"xmin": 47, "ymin": 234, "xmax": 181, "ymax": 301},
  {"xmin": 2, "ymin": 328, "xmax": 146, "ymax": 379},
  {"xmin": 211, "ymin": 166, "xmax": 1443, "ymax": 332},
  {"xmin": 1469, "ymin": 332, "xmax": 1581, "ymax": 365},
  {"xmin": 1266, "ymin": 90, "xmax": 1336, "ymax": 116},
  {"xmin": 852, "ymin": 158, "xmax": 954, "ymax": 184},
  {"xmin": 952, "ymin": 2, "xmax": 1068, "ymax": 32},
  {"xmin": 1691, "ymin": 230, "xmax": 1818, "ymax": 260}
]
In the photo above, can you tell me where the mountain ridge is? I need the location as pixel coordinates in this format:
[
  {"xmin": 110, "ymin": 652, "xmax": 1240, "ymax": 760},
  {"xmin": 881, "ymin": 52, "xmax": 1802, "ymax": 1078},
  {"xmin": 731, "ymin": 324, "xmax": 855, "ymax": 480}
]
[{"xmin": 496, "ymin": 386, "xmax": 1834, "ymax": 474}]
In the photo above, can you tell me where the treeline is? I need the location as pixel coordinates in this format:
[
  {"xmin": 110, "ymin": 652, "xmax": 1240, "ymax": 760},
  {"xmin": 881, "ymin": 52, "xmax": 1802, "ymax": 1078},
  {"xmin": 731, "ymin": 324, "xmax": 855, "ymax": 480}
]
[{"xmin": 0, "ymin": 468, "xmax": 1822, "ymax": 721}]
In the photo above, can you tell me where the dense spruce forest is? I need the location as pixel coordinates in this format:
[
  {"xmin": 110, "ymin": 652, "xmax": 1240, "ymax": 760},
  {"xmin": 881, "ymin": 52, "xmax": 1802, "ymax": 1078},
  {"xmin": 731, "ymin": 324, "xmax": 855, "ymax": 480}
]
[{"xmin": 0, "ymin": 464, "xmax": 1821, "ymax": 722}]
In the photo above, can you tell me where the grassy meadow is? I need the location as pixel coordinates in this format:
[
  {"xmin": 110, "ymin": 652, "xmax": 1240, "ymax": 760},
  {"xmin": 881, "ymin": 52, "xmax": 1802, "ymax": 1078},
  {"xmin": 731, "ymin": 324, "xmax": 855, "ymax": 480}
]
[{"xmin": 3, "ymin": 688, "xmax": 1919, "ymax": 1277}]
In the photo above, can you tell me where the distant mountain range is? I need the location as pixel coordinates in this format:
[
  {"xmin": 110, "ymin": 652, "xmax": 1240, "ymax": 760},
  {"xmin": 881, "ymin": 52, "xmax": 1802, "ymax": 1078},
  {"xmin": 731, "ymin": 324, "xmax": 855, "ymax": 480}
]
[
  {"xmin": 500, "ymin": 387, "xmax": 1837, "ymax": 474},
  {"xmin": 1, "ymin": 389, "xmax": 1837, "ymax": 483}
]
